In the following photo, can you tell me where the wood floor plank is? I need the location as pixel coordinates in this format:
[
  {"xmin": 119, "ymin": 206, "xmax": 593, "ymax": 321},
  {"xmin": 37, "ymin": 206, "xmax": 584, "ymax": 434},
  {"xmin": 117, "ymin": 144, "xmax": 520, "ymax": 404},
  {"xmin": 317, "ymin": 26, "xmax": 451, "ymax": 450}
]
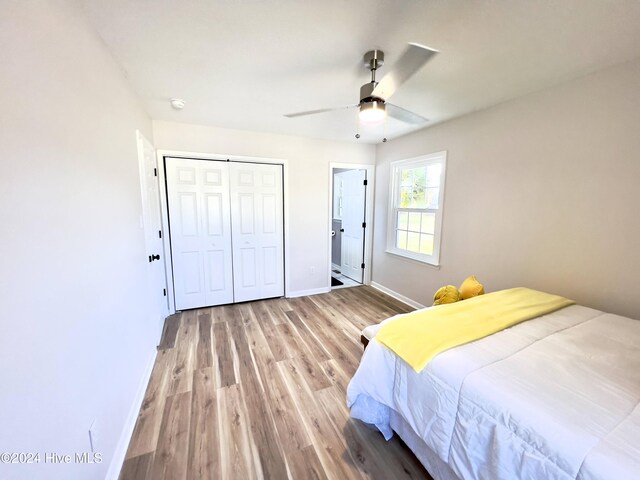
[
  {"xmin": 242, "ymin": 384, "xmax": 289, "ymax": 479},
  {"xmin": 285, "ymin": 301, "xmax": 361, "ymax": 378},
  {"xmin": 286, "ymin": 445, "xmax": 329, "ymax": 480},
  {"xmin": 187, "ymin": 368, "xmax": 219, "ymax": 479},
  {"xmin": 303, "ymin": 296, "xmax": 366, "ymax": 346},
  {"xmin": 318, "ymin": 358, "xmax": 353, "ymax": 398},
  {"xmin": 227, "ymin": 319, "xmax": 266, "ymax": 399},
  {"xmin": 158, "ymin": 314, "xmax": 181, "ymax": 350},
  {"xmin": 316, "ymin": 386, "xmax": 380, "ymax": 478},
  {"xmin": 277, "ymin": 359, "xmax": 364, "ymax": 480},
  {"xmin": 224, "ymin": 311, "xmax": 291, "ymax": 480},
  {"xmin": 275, "ymin": 322, "xmax": 309, "ymax": 359},
  {"xmin": 250, "ymin": 303, "xmax": 291, "ymax": 361},
  {"xmin": 119, "ymin": 452, "xmax": 154, "ymax": 480},
  {"xmin": 291, "ymin": 352, "xmax": 332, "ymax": 391},
  {"xmin": 168, "ymin": 311, "xmax": 197, "ymax": 395},
  {"xmin": 212, "ymin": 321, "xmax": 237, "ymax": 388},
  {"xmin": 195, "ymin": 313, "xmax": 213, "ymax": 369},
  {"xmin": 264, "ymin": 298, "xmax": 292, "ymax": 325},
  {"xmin": 285, "ymin": 309, "xmax": 332, "ymax": 362},
  {"xmin": 121, "ymin": 286, "xmax": 432, "ymax": 480},
  {"xmin": 356, "ymin": 285, "xmax": 415, "ymax": 313},
  {"xmin": 151, "ymin": 391, "xmax": 192, "ymax": 480},
  {"xmin": 217, "ymin": 384, "xmax": 257, "ymax": 480},
  {"xmin": 317, "ymin": 385, "xmax": 429, "ymax": 479},
  {"xmin": 261, "ymin": 366, "xmax": 312, "ymax": 453},
  {"xmin": 125, "ymin": 348, "xmax": 176, "ymax": 458},
  {"xmin": 209, "ymin": 305, "xmax": 227, "ymax": 324}
]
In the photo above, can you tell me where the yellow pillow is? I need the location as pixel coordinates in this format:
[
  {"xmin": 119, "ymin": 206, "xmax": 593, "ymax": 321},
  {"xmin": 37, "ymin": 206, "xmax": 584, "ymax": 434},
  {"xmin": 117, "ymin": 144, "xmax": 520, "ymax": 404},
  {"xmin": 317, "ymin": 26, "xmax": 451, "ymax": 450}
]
[
  {"xmin": 433, "ymin": 285, "xmax": 460, "ymax": 306},
  {"xmin": 459, "ymin": 275, "xmax": 485, "ymax": 300}
]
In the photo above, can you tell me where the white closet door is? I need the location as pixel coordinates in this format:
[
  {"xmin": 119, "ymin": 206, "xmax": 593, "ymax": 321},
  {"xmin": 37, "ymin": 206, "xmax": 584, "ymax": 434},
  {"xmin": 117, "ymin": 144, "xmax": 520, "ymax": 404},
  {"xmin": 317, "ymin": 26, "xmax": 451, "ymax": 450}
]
[
  {"xmin": 229, "ymin": 162, "xmax": 284, "ymax": 303},
  {"xmin": 166, "ymin": 158, "xmax": 234, "ymax": 309}
]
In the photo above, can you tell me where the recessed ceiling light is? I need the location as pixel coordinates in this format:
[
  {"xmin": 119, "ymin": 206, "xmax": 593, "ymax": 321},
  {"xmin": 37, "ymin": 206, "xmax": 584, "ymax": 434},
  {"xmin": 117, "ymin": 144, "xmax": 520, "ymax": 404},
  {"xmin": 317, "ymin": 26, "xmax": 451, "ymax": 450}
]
[{"xmin": 170, "ymin": 98, "xmax": 185, "ymax": 110}]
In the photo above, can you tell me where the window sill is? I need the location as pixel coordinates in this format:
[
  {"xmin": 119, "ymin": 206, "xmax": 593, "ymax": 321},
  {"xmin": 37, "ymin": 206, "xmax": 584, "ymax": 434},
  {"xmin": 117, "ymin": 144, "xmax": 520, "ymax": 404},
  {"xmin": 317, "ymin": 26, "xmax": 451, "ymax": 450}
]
[{"xmin": 385, "ymin": 249, "xmax": 441, "ymax": 269}]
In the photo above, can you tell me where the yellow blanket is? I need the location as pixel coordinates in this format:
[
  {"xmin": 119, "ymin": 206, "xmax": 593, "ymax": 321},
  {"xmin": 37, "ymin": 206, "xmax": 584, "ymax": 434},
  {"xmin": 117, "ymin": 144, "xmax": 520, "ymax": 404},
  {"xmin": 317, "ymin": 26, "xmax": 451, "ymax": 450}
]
[{"xmin": 376, "ymin": 287, "xmax": 574, "ymax": 372}]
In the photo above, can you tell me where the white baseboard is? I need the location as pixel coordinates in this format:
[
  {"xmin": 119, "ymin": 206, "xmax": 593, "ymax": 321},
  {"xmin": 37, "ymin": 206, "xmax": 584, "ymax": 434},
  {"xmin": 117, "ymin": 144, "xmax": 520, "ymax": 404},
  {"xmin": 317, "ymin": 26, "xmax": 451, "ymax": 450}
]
[
  {"xmin": 331, "ymin": 263, "xmax": 340, "ymax": 272},
  {"xmin": 286, "ymin": 286, "xmax": 331, "ymax": 298},
  {"xmin": 105, "ymin": 348, "xmax": 157, "ymax": 480},
  {"xmin": 370, "ymin": 281, "xmax": 426, "ymax": 310}
]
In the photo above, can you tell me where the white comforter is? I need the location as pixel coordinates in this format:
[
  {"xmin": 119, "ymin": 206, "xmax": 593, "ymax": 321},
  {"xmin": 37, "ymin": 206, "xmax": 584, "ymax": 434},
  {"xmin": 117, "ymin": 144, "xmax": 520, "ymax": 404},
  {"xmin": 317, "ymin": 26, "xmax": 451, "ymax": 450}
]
[{"xmin": 347, "ymin": 305, "xmax": 640, "ymax": 480}]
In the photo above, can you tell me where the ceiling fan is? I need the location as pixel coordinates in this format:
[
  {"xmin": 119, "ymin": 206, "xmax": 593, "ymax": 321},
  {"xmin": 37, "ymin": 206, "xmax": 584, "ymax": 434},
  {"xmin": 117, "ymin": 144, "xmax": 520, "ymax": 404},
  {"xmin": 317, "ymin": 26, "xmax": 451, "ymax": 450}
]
[{"xmin": 285, "ymin": 43, "xmax": 438, "ymax": 126}]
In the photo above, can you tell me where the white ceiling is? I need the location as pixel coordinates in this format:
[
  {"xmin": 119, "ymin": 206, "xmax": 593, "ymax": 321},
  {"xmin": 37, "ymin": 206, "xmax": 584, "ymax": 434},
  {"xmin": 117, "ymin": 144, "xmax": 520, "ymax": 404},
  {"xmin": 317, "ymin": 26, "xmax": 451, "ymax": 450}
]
[{"xmin": 78, "ymin": 0, "xmax": 640, "ymax": 144}]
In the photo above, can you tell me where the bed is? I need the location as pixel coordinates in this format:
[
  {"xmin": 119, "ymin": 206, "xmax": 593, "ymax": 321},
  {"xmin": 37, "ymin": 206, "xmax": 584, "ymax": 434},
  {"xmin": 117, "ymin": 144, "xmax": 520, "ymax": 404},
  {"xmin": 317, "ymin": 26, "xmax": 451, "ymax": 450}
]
[{"xmin": 347, "ymin": 295, "xmax": 640, "ymax": 480}]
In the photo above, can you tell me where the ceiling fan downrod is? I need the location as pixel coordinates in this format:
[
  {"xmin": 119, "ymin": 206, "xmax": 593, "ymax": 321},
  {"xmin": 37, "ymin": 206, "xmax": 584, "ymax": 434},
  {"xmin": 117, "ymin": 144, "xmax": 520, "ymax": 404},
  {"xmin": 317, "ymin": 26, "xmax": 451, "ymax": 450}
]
[
  {"xmin": 364, "ymin": 49, "xmax": 384, "ymax": 82},
  {"xmin": 361, "ymin": 50, "xmax": 384, "ymax": 102}
]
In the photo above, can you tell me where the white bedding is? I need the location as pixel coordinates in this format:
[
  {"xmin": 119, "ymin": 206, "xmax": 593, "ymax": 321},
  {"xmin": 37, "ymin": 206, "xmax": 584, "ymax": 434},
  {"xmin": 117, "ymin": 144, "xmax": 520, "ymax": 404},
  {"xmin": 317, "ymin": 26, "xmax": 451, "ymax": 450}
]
[{"xmin": 347, "ymin": 305, "xmax": 640, "ymax": 480}]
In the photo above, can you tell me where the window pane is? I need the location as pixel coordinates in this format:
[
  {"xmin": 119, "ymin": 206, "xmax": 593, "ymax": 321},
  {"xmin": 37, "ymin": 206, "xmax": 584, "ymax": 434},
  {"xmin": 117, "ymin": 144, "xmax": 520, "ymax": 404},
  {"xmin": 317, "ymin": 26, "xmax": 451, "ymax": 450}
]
[
  {"xmin": 421, "ymin": 212, "xmax": 435, "ymax": 234},
  {"xmin": 407, "ymin": 232, "xmax": 420, "ymax": 253},
  {"xmin": 396, "ymin": 230, "xmax": 407, "ymax": 250},
  {"xmin": 413, "ymin": 167, "xmax": 426, "ymax": 208},
  {"xmin": 426, "ymin": 187, "xmax": 440, "ymax": 209},
  {"xmin": 397, "ymin": 211, "xmax": 408, "ymax": 230},
  {"xmin": 400, "ymin": 168, "xmax": 413, "ymax": 187},
  {"xmin": 408, "ymin": 212, "xmax": 421, "ymax": 232},
  {"xmin": 420, "ymin": 234, "xmax": 434, "ymax": 255},
  {"xmin": 414, "ymin": 167, "xmax": 427, "ymax": 187},
  {"xmin": 398, "ymin": 166, "xmax": 427, "ymax": 208},
  {"xmin": 399, "ymin": 186, "xmax": 413, "ymax": 208},
  {"xmin": 426, "ymin": 164, "xmax": 442, "ymax": 187},
  {"xmin": 413, "ymin": 187, "xmax": 426, "ymax": 208}
]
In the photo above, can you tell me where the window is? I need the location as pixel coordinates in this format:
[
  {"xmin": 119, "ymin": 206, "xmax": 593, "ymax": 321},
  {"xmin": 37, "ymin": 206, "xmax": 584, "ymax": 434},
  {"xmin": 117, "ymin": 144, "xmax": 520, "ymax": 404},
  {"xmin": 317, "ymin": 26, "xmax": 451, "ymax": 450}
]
[{"xmin": 386, "ymin": 151, "xmax": 447, "ymax": 266}]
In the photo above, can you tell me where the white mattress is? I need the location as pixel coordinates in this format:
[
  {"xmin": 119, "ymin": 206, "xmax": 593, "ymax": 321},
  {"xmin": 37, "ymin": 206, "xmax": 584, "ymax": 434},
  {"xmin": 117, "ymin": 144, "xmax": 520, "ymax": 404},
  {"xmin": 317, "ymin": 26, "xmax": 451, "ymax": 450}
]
[{"xmin": 347, "ymin": 305, "xmax": 640, "ymax": 480}]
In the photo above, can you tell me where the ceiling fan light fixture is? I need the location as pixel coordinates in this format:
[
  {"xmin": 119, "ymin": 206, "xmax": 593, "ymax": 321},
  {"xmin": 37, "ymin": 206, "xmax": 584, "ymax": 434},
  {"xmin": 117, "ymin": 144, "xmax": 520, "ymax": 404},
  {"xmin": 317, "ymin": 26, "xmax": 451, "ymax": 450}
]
[{"xmin": 359, "ymin": 100, "xmax": 386, "ymax": 123}]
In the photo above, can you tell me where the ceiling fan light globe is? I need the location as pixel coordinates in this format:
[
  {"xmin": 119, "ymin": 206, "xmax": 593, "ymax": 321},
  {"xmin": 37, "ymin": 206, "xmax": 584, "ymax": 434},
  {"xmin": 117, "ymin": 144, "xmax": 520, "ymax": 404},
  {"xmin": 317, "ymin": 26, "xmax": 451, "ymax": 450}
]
[{"xmin": 359, "ymin": 101, "xmax": 386, "ymax": 124}]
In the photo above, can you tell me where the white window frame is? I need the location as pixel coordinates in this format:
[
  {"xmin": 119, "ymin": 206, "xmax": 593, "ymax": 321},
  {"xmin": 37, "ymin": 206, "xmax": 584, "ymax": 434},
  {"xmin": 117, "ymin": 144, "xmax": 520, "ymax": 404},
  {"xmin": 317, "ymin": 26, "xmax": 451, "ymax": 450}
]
[{"xmin": 386, "ymin": 151, "xmax": 447, "ymax": 266}]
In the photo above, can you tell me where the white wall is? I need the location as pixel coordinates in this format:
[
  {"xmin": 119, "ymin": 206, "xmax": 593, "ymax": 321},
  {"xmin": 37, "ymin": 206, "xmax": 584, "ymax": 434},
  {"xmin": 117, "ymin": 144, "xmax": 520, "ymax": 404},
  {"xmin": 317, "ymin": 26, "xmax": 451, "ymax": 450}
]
[
  {"xmin": 372, "ymin": 58, "xmax": 640, "ymax": 319},
  {"xmin": 0, "ymin": 2, "xmax": 158, "ymax": 479},
  {"xmin": 153, "ymin": 120, "xmax": 375, "ymax": 296}
]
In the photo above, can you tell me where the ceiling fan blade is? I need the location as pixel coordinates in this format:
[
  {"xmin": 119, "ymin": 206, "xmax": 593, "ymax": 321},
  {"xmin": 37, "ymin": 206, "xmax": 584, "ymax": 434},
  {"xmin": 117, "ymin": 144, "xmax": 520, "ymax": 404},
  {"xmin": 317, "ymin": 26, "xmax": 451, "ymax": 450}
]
[
  {"xmin": 387, "ymin": 103, "xmax": 429, "ymax": 124},
  {"xmin": 372, "ymin": 43, "xmax": 438, "ymax": 100},
  {"xmin": 284, "ymin": 104, "xmax": 359, "ymax": 118}
]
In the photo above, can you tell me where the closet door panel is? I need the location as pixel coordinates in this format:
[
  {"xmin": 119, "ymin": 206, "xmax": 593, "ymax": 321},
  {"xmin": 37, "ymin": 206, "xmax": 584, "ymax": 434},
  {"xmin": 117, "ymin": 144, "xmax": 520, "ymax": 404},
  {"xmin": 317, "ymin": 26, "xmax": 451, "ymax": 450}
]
[
  {"xmin": 230, "ymin": 163, "xmax": 284, "ymax": 302},
  {"xmin": 166, "ymin": 158, "xmax": 234, "ymax": 309}
]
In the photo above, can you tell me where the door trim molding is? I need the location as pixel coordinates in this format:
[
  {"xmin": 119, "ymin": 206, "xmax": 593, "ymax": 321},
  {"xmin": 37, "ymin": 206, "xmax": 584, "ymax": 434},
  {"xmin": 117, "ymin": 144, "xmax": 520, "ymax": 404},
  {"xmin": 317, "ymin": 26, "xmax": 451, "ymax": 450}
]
[
  {"xmin": 328, "ymin": 162, "xmax": 375, "ymax": 289},
  {"xmin": 156, "ymin": 149, "xmax": 290, "ymax": 314}
]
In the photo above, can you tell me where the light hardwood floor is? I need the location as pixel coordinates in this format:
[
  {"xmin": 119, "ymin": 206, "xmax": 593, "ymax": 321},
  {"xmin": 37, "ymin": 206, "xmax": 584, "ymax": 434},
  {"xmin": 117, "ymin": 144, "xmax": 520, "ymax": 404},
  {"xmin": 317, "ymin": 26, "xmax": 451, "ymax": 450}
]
[{"xmin": 119, "ymin": 286, "xmax": 432, "ymax": 480}]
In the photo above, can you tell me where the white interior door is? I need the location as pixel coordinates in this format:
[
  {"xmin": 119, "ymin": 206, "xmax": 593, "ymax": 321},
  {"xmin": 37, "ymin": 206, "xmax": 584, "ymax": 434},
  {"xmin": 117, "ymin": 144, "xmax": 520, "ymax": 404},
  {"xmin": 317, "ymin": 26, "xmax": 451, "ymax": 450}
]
[
  {"xmin": 166, "ymin": 158, "xmax": 234, "ymax": 309},
  {"xmin": 229, "ymin": 162, "xmax": 284, "ymax": 303},
  {"xmin": 339, "ymin": 169, "xmax": 366, "ymax": 283},
  {"xmin": 136, "ymin": 131, "xmax": 169, "ymax": 326}
]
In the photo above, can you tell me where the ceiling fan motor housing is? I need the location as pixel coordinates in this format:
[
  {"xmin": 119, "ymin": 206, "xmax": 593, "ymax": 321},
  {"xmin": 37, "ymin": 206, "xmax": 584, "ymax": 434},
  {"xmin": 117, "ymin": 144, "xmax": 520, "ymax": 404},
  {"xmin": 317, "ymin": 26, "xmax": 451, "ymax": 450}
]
[
  {"xmin": 359, "ymin": 82, "xmax": 381, "ymax": 103},
  {"xmin": 363, "ymin": 50, "xmax": 384, "ymax": 70}
]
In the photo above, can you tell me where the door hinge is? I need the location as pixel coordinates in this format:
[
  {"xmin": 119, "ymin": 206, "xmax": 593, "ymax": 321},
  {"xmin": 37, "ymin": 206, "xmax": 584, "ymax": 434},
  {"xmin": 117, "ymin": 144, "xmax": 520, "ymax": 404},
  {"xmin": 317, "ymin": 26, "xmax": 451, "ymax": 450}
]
[
  {"xmin": 362, "ymin": 222, "xmax": 366, "ymax": 228},
  {"xmin": 163, "ymin": 288, "xmax": 167, "ymax": 296},
  {"xmin": 363, "ymin": 179, "xmax": 368, "ymax": 186},
  {"xmin": 361, "ymin": 263, "xmax": 365, "ymax": 269},
  {"xmin": 158, "ymin": 230, "xmax": 162, "ymax": 238},
  {"xmin": 154, "ymin": 168, "xmax": 157, "ymax": 177}
]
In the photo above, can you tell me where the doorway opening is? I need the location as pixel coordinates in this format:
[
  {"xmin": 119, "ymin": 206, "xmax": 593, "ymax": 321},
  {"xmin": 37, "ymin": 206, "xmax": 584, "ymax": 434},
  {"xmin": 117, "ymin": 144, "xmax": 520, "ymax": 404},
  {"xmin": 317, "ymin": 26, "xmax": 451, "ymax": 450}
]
[{"xmin": 329, "ymin": 164, "xmax": 373, "ymax": 289}]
